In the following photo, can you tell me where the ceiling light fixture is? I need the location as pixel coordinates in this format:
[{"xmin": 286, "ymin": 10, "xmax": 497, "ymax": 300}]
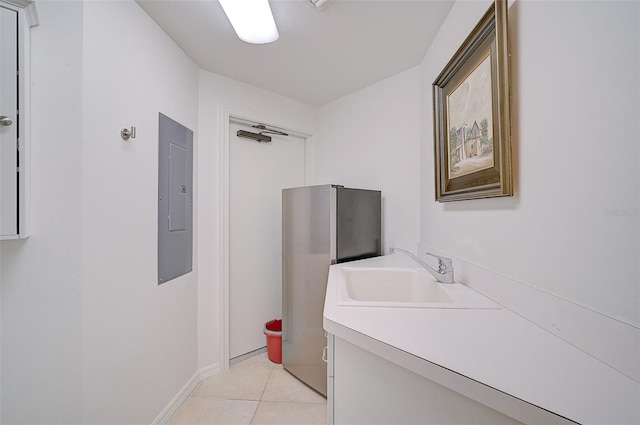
[{"xmin": 219, "ymin": 0, "xmax": 279, "ymax": 44}]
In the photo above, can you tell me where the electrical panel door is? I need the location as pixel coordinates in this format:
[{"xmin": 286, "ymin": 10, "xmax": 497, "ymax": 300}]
[{"xmin": 158, "ymin": 113, "xmax": 193, "ymax": 284}]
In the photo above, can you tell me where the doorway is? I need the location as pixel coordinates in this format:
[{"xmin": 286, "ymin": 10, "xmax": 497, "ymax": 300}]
[{"xmin": 221, "ymin": 110, "xmax": 315, "ymax": 369}]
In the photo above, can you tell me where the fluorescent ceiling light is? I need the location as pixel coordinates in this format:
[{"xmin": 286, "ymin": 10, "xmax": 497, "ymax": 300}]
[{"xmin": 219, "ymin": 0, "xmax": 279, "ymax": 44}]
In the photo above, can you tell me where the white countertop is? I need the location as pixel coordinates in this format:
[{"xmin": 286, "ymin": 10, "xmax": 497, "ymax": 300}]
[{"xmin": 323, "ymin": 255, "xmax": 640, "ymax": 425}]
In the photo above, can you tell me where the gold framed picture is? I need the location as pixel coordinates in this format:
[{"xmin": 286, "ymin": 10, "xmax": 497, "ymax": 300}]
[{"xmin": 433, "ymin": 0, "xmax": 512, "ymax": 202}]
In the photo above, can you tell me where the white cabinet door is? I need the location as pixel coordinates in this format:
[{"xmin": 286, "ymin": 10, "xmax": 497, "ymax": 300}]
[
  {"xmin": 327, "ymin": 333, "xmax": 334, "ymax": 425},
  {"xmin": 0, "ymin": 1, "xmax": 30, "ymax": 240},
  {"xmin": 0, "ymin": 5, "xmax": 18, "ymax": 237},
  {"xmin": 332, "ymin": 337, "xmax": 522, "ymax": 425}
]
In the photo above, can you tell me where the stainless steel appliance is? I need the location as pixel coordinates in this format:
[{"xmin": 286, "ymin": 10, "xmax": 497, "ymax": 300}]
[{"xmin": 282, "ymin": 184, "xmax": 381, "ymax": 396}]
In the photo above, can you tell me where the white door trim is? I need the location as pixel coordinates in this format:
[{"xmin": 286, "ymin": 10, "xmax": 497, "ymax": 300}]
[{"xmin": 218, "ymin": 105, "xmax": 316, "ymax": 371}]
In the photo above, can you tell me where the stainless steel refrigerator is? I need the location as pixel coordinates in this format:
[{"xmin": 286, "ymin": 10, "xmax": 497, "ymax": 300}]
[{"xmin": 282, "ymin": 185, "xmax": 381, "ymax": 396}]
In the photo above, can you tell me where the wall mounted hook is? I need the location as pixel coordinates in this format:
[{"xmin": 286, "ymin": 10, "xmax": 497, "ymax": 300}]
[{"xmin": 121, "ymin": 126, "xmax": 136, "ymax": 141}]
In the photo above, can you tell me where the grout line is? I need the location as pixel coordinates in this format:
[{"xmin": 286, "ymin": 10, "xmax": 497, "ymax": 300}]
[
  {"xmin": 259, "ymin": 362, "xmax": 276, "ymax": 401},
  {"xmin": 249, "ymin": 359, "xmax": 276, "ymax": 424}
]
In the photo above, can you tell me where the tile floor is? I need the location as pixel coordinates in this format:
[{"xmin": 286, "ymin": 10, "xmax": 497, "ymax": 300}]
[{"xmin": 169, "ymin": 353, "xmax": 327, "ymax": 425}]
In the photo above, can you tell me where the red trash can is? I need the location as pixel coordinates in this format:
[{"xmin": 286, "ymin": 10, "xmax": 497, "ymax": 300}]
[{"xmin": 263, "ymin": 319, "xmax": 282, "ymax": 364}]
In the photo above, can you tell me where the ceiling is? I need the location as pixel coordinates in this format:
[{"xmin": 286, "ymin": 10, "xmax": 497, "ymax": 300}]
[{"xmin": 136, "ymin": 0, "xmax": 454, "ymax": 106}]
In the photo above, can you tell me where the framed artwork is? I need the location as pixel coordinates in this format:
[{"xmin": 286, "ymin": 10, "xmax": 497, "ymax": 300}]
[{"xmin": 433, "ymin": 0, "xmax": 512, "ymax": 202}]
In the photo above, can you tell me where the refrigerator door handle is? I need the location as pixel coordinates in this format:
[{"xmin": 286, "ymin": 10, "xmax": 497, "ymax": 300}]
[{"xmin": 322, "ymin": 346, "xmax": 328, "ymax": 363}]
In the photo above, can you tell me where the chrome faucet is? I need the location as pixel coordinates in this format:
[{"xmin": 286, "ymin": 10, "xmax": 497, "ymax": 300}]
[{"xmin": 389, "ymin": 247, "xmax": 454, "ymax": 284}]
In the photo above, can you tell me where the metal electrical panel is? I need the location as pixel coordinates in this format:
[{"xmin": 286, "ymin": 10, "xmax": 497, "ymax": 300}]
[{"xmin": 158, "ymin": 113, "xmax": 193, "ymax": 284}]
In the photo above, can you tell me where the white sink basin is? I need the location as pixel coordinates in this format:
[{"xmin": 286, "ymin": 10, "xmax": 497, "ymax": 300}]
[
  {"xmin": 342, "ymin": 268, "xmax": 453, "ymax": 303},
  {"xmin": 337, "ymin": 267, "xmax": 499, "ymax": 309}
]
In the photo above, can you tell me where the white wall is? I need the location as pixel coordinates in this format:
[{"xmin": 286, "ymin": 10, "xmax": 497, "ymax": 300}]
[
  {"xmin": 420, "ymin": 0, "xmax": 639, "ymax": 326},
  {"xmin": 316, "ymin": 67, "xmax": 422, "ymax": 252},
  {"xmin": 81, "ymin": 2, "xmax": 200, "ymax": 423},
  {"xmin": 1, "ymin": 1, "xmax": 201, "ymax": 423},
  {"xmin": 197, "ymin": 70, "xmax": 316, "ymax": 372},
  {"xmin": 1, "ymin": 2, "xmax": 84, "ymax": 423}
]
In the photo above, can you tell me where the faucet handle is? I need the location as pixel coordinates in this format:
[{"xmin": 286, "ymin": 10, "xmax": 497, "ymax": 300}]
[
  {"xmin": 437, "ymin": 259, "xmax": 450, "ymax": 274},
  {"xmin": 425, "ymin": 252, "xmax": 453, "ymax": 272}
]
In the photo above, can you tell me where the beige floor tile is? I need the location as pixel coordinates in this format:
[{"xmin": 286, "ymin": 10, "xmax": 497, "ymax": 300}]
[
  {"xmin": 261, "ymin": 366, "xmax": 326, "ymax": 404},
  {"xmin": 170, "ymin": 354, "xmax": 327, "ymax": 425},
  {"xmin": 169, "ymin": 397, "xmax": 258, "ymax": 425},
  {"xmin": 251, "ymin": 401, "xmax": 327, "ymax": 425},
  {"xmin": 194, "ymin": 361, "xmax": 274, "ymax": 400}
]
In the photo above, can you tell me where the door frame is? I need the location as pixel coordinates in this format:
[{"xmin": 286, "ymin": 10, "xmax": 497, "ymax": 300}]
[{"xmin": 219, "ymin": 105, "xmax": 316, "ymax": 371}]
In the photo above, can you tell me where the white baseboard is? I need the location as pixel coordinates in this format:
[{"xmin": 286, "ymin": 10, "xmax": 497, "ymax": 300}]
[
  {"xmin": 419, "ymin": 243, "xmax": 640, "ymax": 383},
  {"xmin": 198, "ymin": 363, "xmax": 221, "ymax": 381},
  {"xmin": 151, "ymin": 363, "xmax": 221, "ymax": 425}
]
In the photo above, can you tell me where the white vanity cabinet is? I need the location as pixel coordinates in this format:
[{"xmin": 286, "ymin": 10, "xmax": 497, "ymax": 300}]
[
  {"xmin": 327, "ymin": 333, "xmax": 523, "ymax": 425},
  {"xmin": 324, "ymin": 256, "xmax": 639, "ymax": 425}
]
